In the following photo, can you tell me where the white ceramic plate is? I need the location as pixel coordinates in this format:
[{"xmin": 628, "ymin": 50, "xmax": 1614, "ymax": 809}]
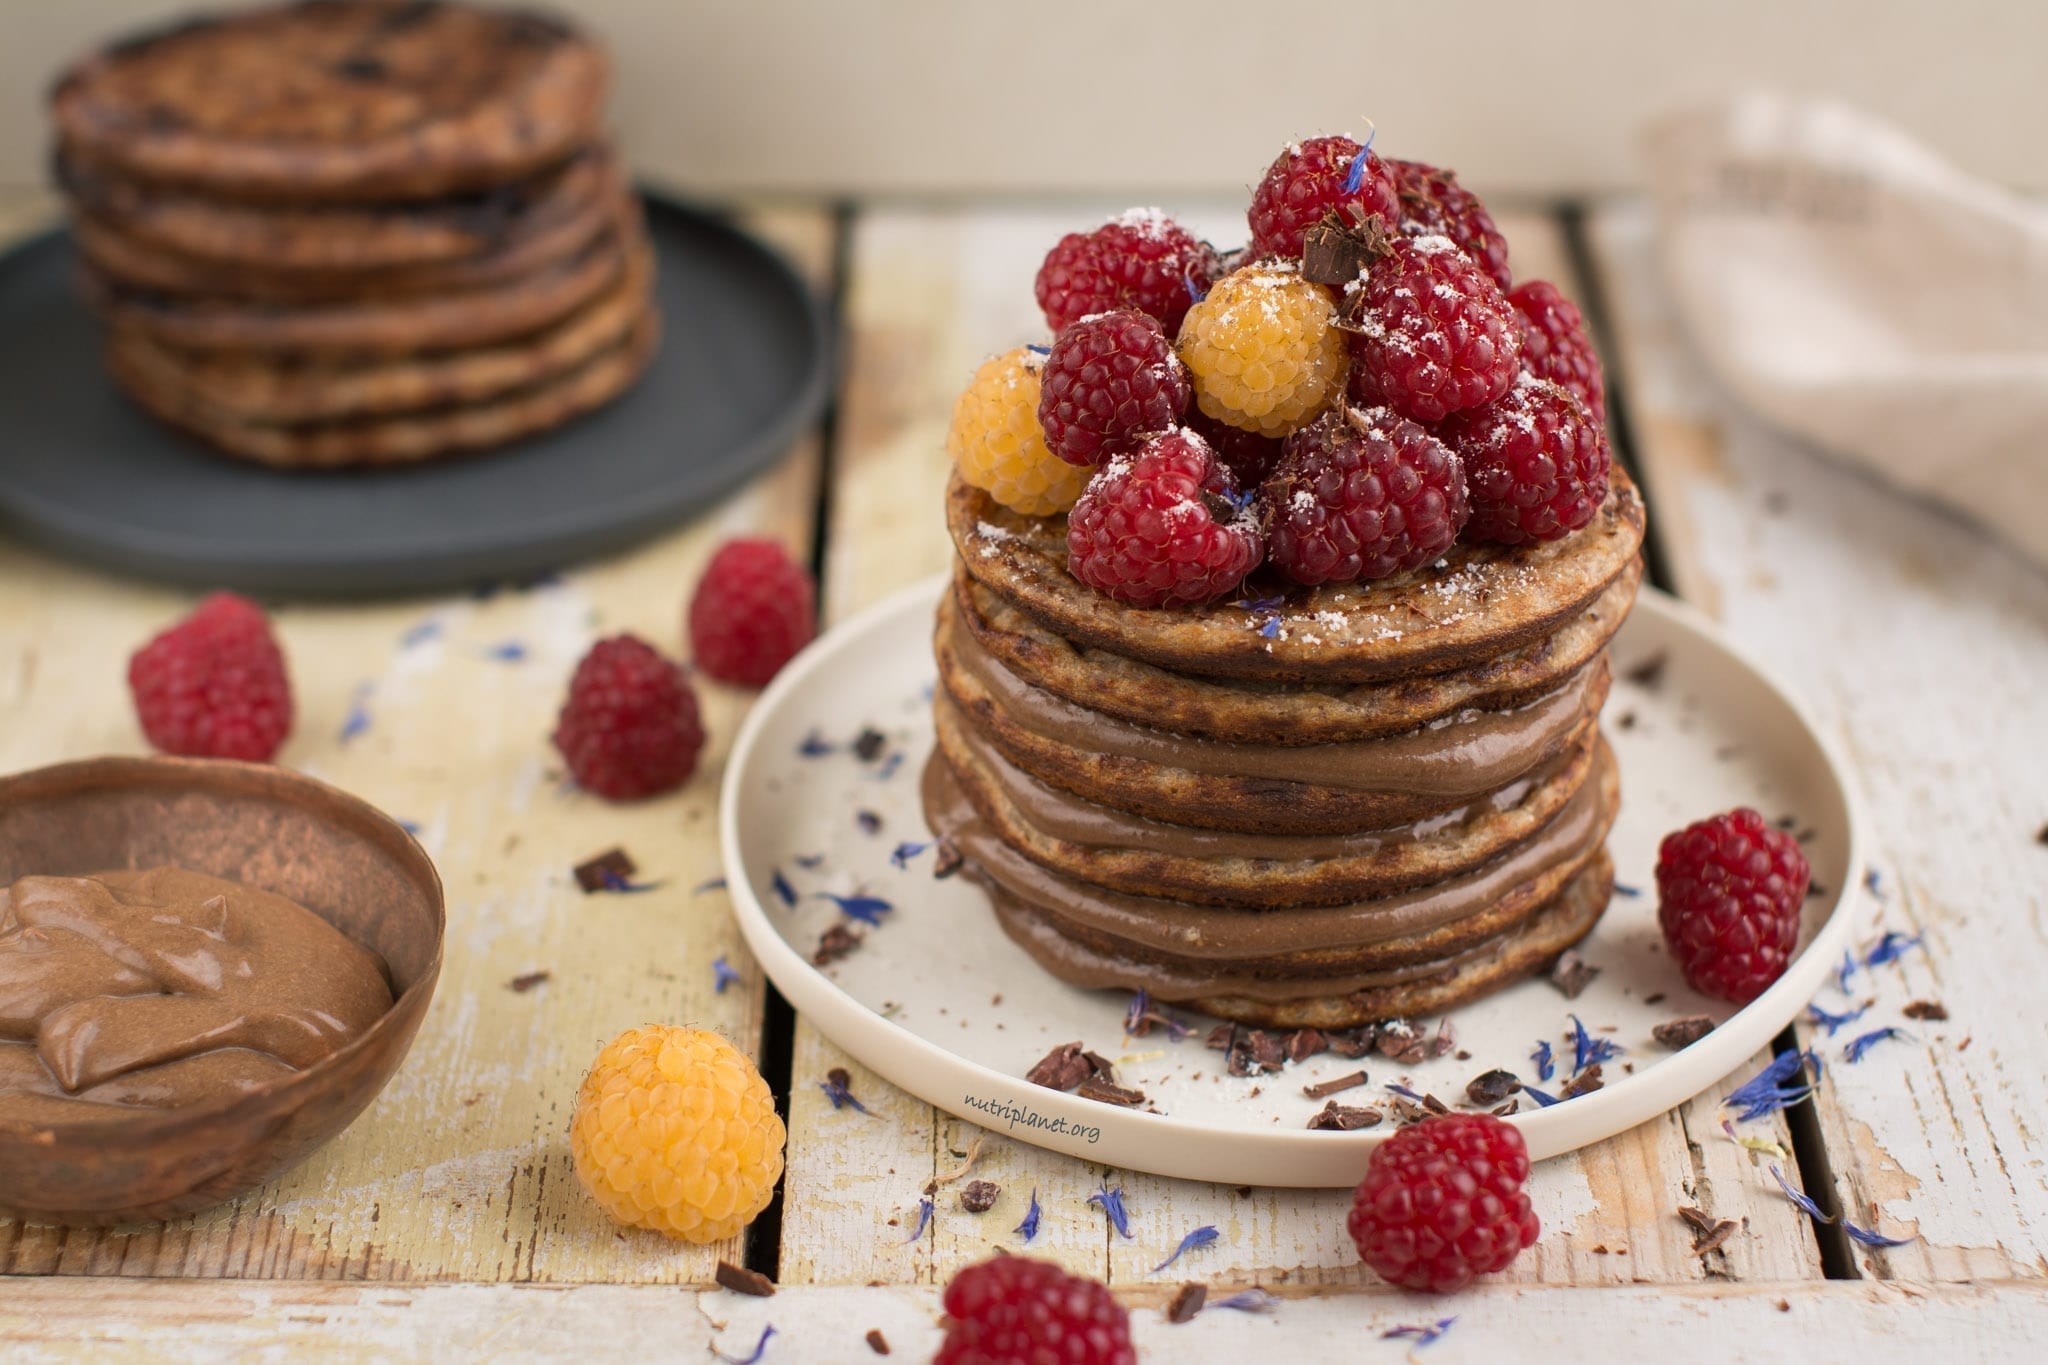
[{"xmin": 720, "ymin": 575, "xmax": 1862, "ymax": 1186}]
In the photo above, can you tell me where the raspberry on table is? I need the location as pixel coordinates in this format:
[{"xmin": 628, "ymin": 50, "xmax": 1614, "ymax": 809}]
[
  {"xmin": 551, "ymin": 635, "xmax": 705, "ymax": 800},
  {"xmin": 1439, "ymin": 375, "xmax": 1611, "ymax": 545},
  {"xmin": 688, "ymin": 538, "xmax": 816, "ymax": 687},
  {"xmin": 936, "ymin": 1254, "xmax": 1135, "ymax": 1365},
  {"xmin": 1035, "ymin": 208, "xmax": 1216, "ymax": 336},
  {"xmin": 1510, "ymin": 280, "xmax": 1606, "ymax": 417},
  {"xmin": 1248, "ymin": 134, "xmax": 1400, "ymax": 259},
  {"xmin": 1389, "ymin": 158, "xmax": 1512, "ymax": 290},
  {"xmin": 949, "ymin": 347, "xmax": 1093, "ymax": 516},
  {"xmin": 1185, "ymin": 407, "xmax": 1284, "ymax": 488},
  {"xmin": 569, "ymin": 1025, "xmax": 786, "ymax": 1243},
  {"xmin": 1037, "ymin": 308, "xmax": 1190, "ymax": 466},
  {"xmin": 1176, "ymin": 263, "xmax": 1346, "ymax": 438},
  {"xmin": 1656, "ymin": 807, "xmax": 1812, "ymax": 1003},
  {"xmin": 1347, "ymin": 1112, "xmax": 1541, "ymax": 1293},
  {"xmin": 1350, "ymin": 233, "xmax": 1521, "ymax": 424},
  {"xmin": 127, "ymin": 591, "xmax": 292, "ymax": 762},
  {"xmin": 1066, "ymin": 429, "xmax": 1263, "ymax": 609},
  {"xmin": 1263, "ymin": 405, "xmax": 1469, "ymax": 584}
]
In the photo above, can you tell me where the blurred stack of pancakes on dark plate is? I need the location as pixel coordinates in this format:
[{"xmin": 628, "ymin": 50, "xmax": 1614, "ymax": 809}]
[{"xmin": 49, "ymin": 0, "xmax": 657, "ymax": 469}]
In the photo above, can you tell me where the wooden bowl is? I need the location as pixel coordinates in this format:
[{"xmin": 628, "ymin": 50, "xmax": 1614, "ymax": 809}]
[{"xmin": 0, "ymin": 756, "xmax": 444, "ymax": 1226}]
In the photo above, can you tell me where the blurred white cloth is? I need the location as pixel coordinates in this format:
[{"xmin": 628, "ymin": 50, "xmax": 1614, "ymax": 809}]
[{"xmin": 1644, "ymin": 94, "xmax": 2048, "ymax": 569}]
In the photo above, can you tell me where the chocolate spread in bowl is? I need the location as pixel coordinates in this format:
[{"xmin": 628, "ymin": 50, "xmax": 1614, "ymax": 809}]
[{"xmin": 0, "ymin": 867, "xmax": 393, "ymax": 1124}]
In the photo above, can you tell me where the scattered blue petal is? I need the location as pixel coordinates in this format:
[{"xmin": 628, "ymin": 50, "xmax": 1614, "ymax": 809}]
[
  {"xmin": 1232, "ymin": 593, "xmax": 1287, "ymax": 613},
  {"xmin": 1212, "ymin": 1289, "xmax": 1277, "ymax": 1313},
  {"xmin": 1382, "ymin": 1318, "xmax": 1456, "ymax": 1348},
  {"xmin": 594, "ymin": 866, "xmax": 666, "ymax": 894},
  {"xmin": 1530, "ymin": 1039, "xmax": 1555, "ymax": 1082},
  {"xmin": 694, "ymin": 876, "xmax": 728, "ymax": 895},
  {"xmin": 901, "ymin": 1197, "xmax": 932, "ymax": 1244},
  {"xmin": 481, "ymin": 640, "xmax": 528, "ymax": 662},
  {"xmin": 1152, "ymin": 1225, "xmax": 1219, "ymax": 1272},
  {"xmin": 1835, "ymin": 950, "xmax": 1858, "ymax": 993},
  {"xmin": 771, "ymin": 870, "xmax": 797, "ymax": 908},
  {"xmin": 398, "ymin": 819, "xmax": 423, "ymax": 836},
  {"xmin": 890, "ymin": 841, "xmax": 931, "ymax": 869},
  {"xmin": 793, "ymin": 853, "xmax": 826, "ymax": 870},
  {"xmin": 1015, "ymin": 1187, "xmax": 1042, "ymax": 1243},
  {"xmin": 1385, "ymin": 1083, "xmax": 1430, "ymax": 1105},
  {"xmin": 798, "ymin": 731, "xmax": 835, "ymax": 758},
  {"xmin": 1124, "ymin": 989, "xmax": 1152, "ymax": 1037},
  {"xmin": 1342, "ymin": 145, "xmax": 1369, "ymax": 194},
  {"xmin": 1844, "ymin": 1027, "xmax": 1907, "ymax": 1064},
  {"xmin": 1806, "ymin": 1001, "xmax": 1869, "ymax": 1037},
  {"xmin": 1184, "ymin": 273, "xmax": 1209, "ymax": 305},
  {"xmin": 821, "ymin": 1073, "xmax": 868, "ymax": 1114},
  {"xmin": 1611, "ymin": 882, "xmax": 1642, "ymax": 898},
  {"xmin": 815, "ymin": 892, "xmax": 893, "ymax": 926},
  {"xmin": 1521, "ymin": 1084, "xmax": 1560, "ymax": 1108},
  {"xmin": 1725, "ymin": 1049, "xmax": 1817, "ymax": 1123},
  {"xmin": 339, "ymin": 682, "xmax": 374, "ymax": 743},
  {"xmin": 712, "ymin": 956, "xmax": 740, "ymax": 994},
  {"xmin": 1864, "ymin": 867, "xmax": 1884, "ymax": 896},
  {"xmin": 714, "ymin": 1325, "xmax": 775, "ymax": 1365},
  {"xmin": 873, "ymin": 752, "xmax": 906, "ymax": 781},
  {"xmin": 1025, "ymin": 344, "xmax": 1051, "ymax": 356},
  {"xmin": 1570, "ymin": 1014, "xmax": 1626, "ymax": 1073},
  {"xmin": 1770, "ymin": 1164, "xmax": 1834, "ymax": 1225},
  {"xmin": 1088, "ymin": 1184, "xmax": 1132, "ymax": 1239},
  {"xmin": 1843, "ymin": 1220, "xmax": 1917, "ymax": 1248},
  {"xmin": 1259, "ymin": 616, "xmax": 1281, "ymax": 640},
  {"xmin": 1863, "ymin": 932, "xmax": 1922, "ymax": 969},
  {"xmin": 398, "ymin": 620, "xmax": 442, "ymax": 648}
]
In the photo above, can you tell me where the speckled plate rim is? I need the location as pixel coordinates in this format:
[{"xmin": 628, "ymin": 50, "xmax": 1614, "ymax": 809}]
[{"xmin": 720, "ymin": 573, "xmax": 1866, "ymax": 1186}]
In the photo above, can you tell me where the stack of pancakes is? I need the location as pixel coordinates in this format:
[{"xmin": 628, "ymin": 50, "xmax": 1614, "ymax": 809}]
[
  {"xmin": 924, "ymin": 467, "xmax": 1648, "ymax": 1028},
  {"xmin": 48, "ymin": 0, "xmax": 656, "ymax": 468}
]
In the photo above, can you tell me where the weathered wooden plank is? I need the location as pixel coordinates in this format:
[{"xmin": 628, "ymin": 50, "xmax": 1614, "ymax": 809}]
[
  {"xmin": 778, "ymin": 203, "xmax": 1821, "ymax": 1288},
  {"xmin": 1588, "ymin": 203, "xmax": 2048, "ymax": 1281},
  {"xmin": 0, "ymin": 204, "xmax": 836, "ymax": 1282}
]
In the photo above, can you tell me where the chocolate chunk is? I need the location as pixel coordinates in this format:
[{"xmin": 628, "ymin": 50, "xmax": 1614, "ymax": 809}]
[
  {"xmin": 865, "ymin": 1327, "xmax": 891, "ymax": 1354},
  {"xmin": 813, "ymin": 923, "xmax": 865, "ymax": 965},
  {"xmin": 2037, "ymin": 823, "xmax": 2048, "ymax": 847},
  {"xmin": 1429, "ymin": 1018, "xmax": 1456, "ymax": 1058},
  {"xmin": 932, "ymin": 838, "xmax": 964, "ymax": 879},
  {"xmin": 1642, "ymin": 992, "xmax": 1667, "ymax": 1007},
  {"xmin": 853, "ymin": 728, "xmax": 888, "ymax": 762},
  {"xmin": 1326, "ymin": 1025, "xmax": 1377, "ymax": 1058},
  {"xmin": 1026, "ymin": 1041, "xmax": 1093, "ymax": 1091},
  {"xmin": 1420, "ymin": 1092, "xmax": 1450, "ymax": 1115},
  {"xmin": 1491, "ymin": 1099, "xmax": 1519, "ymax": 1117},
  {"xmin": 1624, "ymin": 651, "xmax": 1669, "ymax": 689},
  {"xmin": 1651, "ymin": 1015, "xmax": 1717, "ymax": 1049},
  {"xmin": 1082, "ymin": 1049, "xmax": 1119, "ymax": 1078},
  {"xmin": 1465, "ymin": 1069, "xmax": 1521, "ymax": 1106},
  {"xmin": 1548, "ymin": 950, "xmax": 1601, "ymax": 1000},
  {"xmin": 856, "ymin": 810, "xmax": 884, "ymax": 835},
  {"xmin": 1561, "ymin": 1063, "xmax": 1604, "ymax": 1099},
  {"xmin": 1300, "ymin": 213, "xmax": 1376, "ymax": 287},
  {"xmin": 714, "ymin": 1260, "xmax": 775, "ymax": 1297},
  {"xmin": 1616, "ymin": 709, "xmax": 1638, "ymax": 730},
  {"xmin": 1307, "ymin": 1101, "xmax": 1382, "ymax": 1131},
  {"xmin": 960, "ymin": 1180, "xmax": 1000, "ymax": 1213},
  {"xmin": 1077, "ymin": 1077, "xmax": 1147, "ymax": 1108},
  {"xmin": 1168, "ymin": 1281, "xmax": 1207, "ymax": 1324},
  {"xmin": 507, "ymin": 970, "xmax": 551, "ymax": 993},
  {"xmin": 1284, "ymin": 1028, "xmax": 1325, "ymax": 1063},
  {"xmin": 1903, "ymin": 999, "xmax": 1949, "ymax": 1021},
  {"xmin": 1227, "ymin": 1028, "xmax": 1285, "ymax": 1077},
  {"xmin": 1206, "ymin": 1023, "xmax": 1237, "ymax": 1052},
  {"xmin": 573, "ymin": 847, "xmax": 637, "ymax": 893},
  {"xmin": 1303, "ymin": 1069, "xmax": 1369, "ymax": 1099},
  {"xmin": 1375, "ymin": 1019, "xmax": 1427, "ymax": 1066}
]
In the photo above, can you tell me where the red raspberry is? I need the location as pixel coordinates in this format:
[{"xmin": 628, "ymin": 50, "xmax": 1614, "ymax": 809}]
[
  {"xmin": 1066, "ymin": 429, "xmax": 1262, "ymax": 609},
  {"xmin": 1656, "ymin": 807, "xmax": 1811, "ymax": 1003},
  {"xmin": 1248, "ymin": 135, "xmax": 1400, "ymax": 260},
  {"xmin": 1510, "ymin": 280, "xmax": 1605, "ymax": 417},
  {"xmin": 1389, "ymin": 158, "xmax": 1512, "ymax": 291},
  {"xmin": 1035, "ymin": 210, "xmax": 1215, "ymax": 336},
  {"xmin": 552, "ymin": 635, "xmax": 705, "ymax": 800},
  {"xmin": 127, "ymin": 592, "xmax": 292, "ymax": 762},
  {"xmin": 1037, "ymin": 309, "xmax": 1190, "ymax": 466},
  {"xmin": 936, "ymin": 1255, "xmax": 1134, "ymax": 1365},
  {"xmin": 1439, "ymin": 376, "xmax": 1611, "ymax": 544},
  {"xmin": 1264, "ymin": 406, "xmax": 1469, "ymax": 584},
  {"xmin": 1185, "ymin": 407, "xmax": 1283, "ymax": 488},
  {"xmin": 688, "ymin": 538, "xmax": 816, "ymax": 687},
  {"xmin": 1348, "ymin": 1113, "xmax": 1541, "ymax": 1293},
  {"xmin": 1351, "ymin": 233, "xmax": 1521, "ymax": 424}
]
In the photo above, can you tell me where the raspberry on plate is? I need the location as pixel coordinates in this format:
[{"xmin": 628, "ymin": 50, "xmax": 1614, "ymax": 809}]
[
  {"xmin": 1177, "ymin": 263, "xmax": 1346, "ymax": 438},
  {"xmin": 688, "ymin": 537, "xmax": 816, "ymax": 687},
  {"xmin": 1035, "ymin": 209, "xmax": 1216, "ymax": 336},
  {"xmin": 569, "ymin": 1025, "xmax": 786, "ymax": 1243},
  {"xmin": 1439, "ymin": 375, "xmax": 1612, "ymax": 545},
  {"xmin": 1389, "ymin": 158, "xmax": 1512, "ymax": 291},
  {"xmin": 1264, "ymin": 405, "xmax": 1469, "ymax": 584},
  {"xmin": 1067, "ymin": 429, "xmax": 1263, "ymax": 609},
  {"xmin": 1350, "ymin": 232, "xmax": 1521, "ymax": 424},
  {"xmin": 949, "ymin": 347, "xmax": 1093, "ymax": 516},
  {"xmin": 1036, "ymin": 309, "xmax": 1190, "ymax": 466},
  {"xmin": 1248, "ymin": 134, "xmax": 1400, "ymax": 259},
  {"xmin": 936, "ymin": 1255, "xmax": 1135, "ymax": 1365},
  {"xmin": 1656, "ymin": 807, "xmax": 1812, "ymax": 1003},
  {"xmin": 1347, "ymin": 1112, "xmax": 1541, "ymax": 1293},
  {"xmin": 1510, "ymin": 280, "xmax": 1605, "ymax": 417},
  {"xmin": 551, "ymin": 635, "xmax": 705, "ymax": 800},
  {"xmin": 127, "ymin": 591, "xmax": 292, "ymax": 762}
]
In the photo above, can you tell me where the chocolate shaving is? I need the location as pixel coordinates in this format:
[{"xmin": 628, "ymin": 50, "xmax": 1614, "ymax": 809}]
[
  {"xmin": 1652, "ymin": 1015, "xmax": 1717, "ymax": 1049},
  {"xmin": 1624, "ymin": 651, "xmax": 1669, "ymax": 689},
  {"xmin": 1300, "ymin": 211, "xmax": 1377, "ymax": 287},
  {"xmin": 1375, "ymin": 1019, "xmax": 1427, "ymax": 1066},
  {"xmin": 1903, "ymin": 999, "xmax": 1949, "ymax": 1021},
  {"xmin": 1643, "ymin": 992, "xmax": 1667, "ymax": 1006},
  {"xmin": 714, "ymin": 1260, "xmax": 775, "ymax": 1297},
  {"xmin": 1026, "ymin": 1041, "xmax": 1112, "ymax": 1092},
  {"xmin": 1077, "ymin": 1077, "xmax": 1148, "ymax": 1108},
  {"xmin": 1303, "ymin": 1069, "xmax": 1370, "ymax": 1099},
  {"xmin": 813, "ymin": 923, "xmax": 865, "ymax": 965},
  {"xmin": 1465, "ymin": 1069, "xmax": 1521, "ymax": 1106},
  {"xmin": 1384, "ymin": 1095, "xmax": 1431, "ymax": 1126},
  {"xmin": 853, "ymin": 727, "xmax": 888, "ymax": 761},
  {"xmin": 1168, "ymin": 1282, "xmax": 1207, "ymax": 1324},
  {"xmin": 931, "ymin": 838, "xmax": 964, "ymax": 879},
  {"xmin": 573, "ymin": 847, "xmax": 637, "ymax": 893},
  {"xmin": 1284, "ymin": 1028, "xmax": 1326, "ymax": 1063},
  {"xmin": 1678, "ymin": 1206, "xmax": 1739, "ymax": 1256},
  {"xmin": 1307, "ymin": 1101, "xmax": 1382, "ymax": 1131},
  {"xmin": 1491, "ymin": 1099, "xmax": 1519, "ymax": 1117},
  {"xmin": 1429, "ymin": 1018, "xmax": 1456, "ymax": 1058},
  {"xmin": 1561, "ymin": 1063, "xmax": 1604, "ymax": 1099},
  {"xmin": 960, "ymin": 1180, "xmax": 1000, "ymax": 1213},
  {"xmin": 507, "ymin": 971, "xmax": 551, "ymax": 993},
  {"xmin": 1548, "ymin": 951, "xmax": 1601, "ymax": 1000},
  {"xmin": 1326, "ymin": 1025, "xmax": 1378, "ymax": 1058},
  {"xmin": 865, "ymin": 1327, "xmax": 891, "ymax": 1355},
  {"xmin": 1420, "ymin": 1092, "xmax": 1450, "ymax": 1115},
  {"xmin": 1226, "ymin": 1028, "xmax": 1286, "ymax": 1077}
]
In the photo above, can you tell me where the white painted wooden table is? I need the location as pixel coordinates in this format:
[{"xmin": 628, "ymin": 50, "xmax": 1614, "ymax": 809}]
[{"xmin": 1, "ymin": 191, "xmax": 2044, "ymax": 1358}]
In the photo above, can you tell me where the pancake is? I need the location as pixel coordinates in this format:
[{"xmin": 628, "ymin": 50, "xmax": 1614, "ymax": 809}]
[
  {"xmin": 51, "ymin": 2, "xmax": 608, "ymax": 202},
  {"xmin": 937, "ymin": 691, "xmax": 1600, "ymax": 908},
  {"xmin": 110, "ymin": 309, "xmax": 658, "ymax": 468},
  {"xmin": 955, "ymin": 556, "xmax": 1641, "ymax": 746},
  {"xmin": 105, "ymin": 245, "xmax": 652, "ymax": 423},
  {"xmin": 947, "ymin": 464, "xmax": 1646, "ymax": 684}
]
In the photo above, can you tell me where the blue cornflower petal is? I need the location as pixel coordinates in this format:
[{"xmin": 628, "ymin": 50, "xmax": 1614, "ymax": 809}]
[
  {"xmin": 815, "ymin": 891, "xmax": 893, "ymax": 926},
  {"xmin": 1530, "ymin": 1039, "xmax": 1555, "ymax": 1082},
  {"xmin": 1088, "ymin": 1184, "xmax": 1132, "ymax": 1239},
  {"xmin": 1863, "ymin": 932, "xmax": 1922, "ymax": 968},
  {"xmin": 901, "ymin": 1197, "xmax": 932, "ymax": 1244},
  {"xmin": 1570, "ymin": 1014, "xmax": 1626, "ymax": 1072},
  {"xmin": 1843, "ymin": 1027, "xmax": 1907, "ymax": 1064},
  {"xmin": 712, "ymin": 956, "xmax": 741, "ymax": 994},
  {"xmin": 1806, "ymin": 1001, "xmax": 1869, "ymax": 1036},
  {"xmin": 890, "ymin": 841, "xmax": 931, "ymax": 869},
  {"xmin": 1015, "ymin": 1187, "xmax": 1042, "ymax": 1242},
  {"xmin": 771, "ymin": 870, "xmax": 797, "ymax": 908},
  {"xmin": 1152, "ymin": 1225, "xmax": 1218, "ymax": 1273},
  {"xmin": 1382, "ymin": 1318, "xmax": 1456, "ymax": 1348},
  {"xmin": 714, "ymin": 1325, "xmax": 775, "ymax": 1365}
]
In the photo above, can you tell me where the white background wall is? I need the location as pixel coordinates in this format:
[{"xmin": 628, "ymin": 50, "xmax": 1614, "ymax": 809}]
[{"xmin": 6, "ymin": 1, "xmax": 2044, "ymax": 198}]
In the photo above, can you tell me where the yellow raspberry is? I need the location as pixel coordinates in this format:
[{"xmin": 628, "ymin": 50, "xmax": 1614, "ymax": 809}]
[
  {"xmin": 947, "ymin": 347, "xmax": 1092, "ymax": 516},
  {"xmin": 569, "ymin": 1024, "xmax": 786, "ymax": 1243},
  {"xmin": 1177, "ymin": 264, "xmax": 1346, "ymax": 437}
]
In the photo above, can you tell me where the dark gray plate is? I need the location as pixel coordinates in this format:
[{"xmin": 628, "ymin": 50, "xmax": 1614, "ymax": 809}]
[{"xmin": 0, "ymin": 195, "xmax": 830, "ymax": 596}]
